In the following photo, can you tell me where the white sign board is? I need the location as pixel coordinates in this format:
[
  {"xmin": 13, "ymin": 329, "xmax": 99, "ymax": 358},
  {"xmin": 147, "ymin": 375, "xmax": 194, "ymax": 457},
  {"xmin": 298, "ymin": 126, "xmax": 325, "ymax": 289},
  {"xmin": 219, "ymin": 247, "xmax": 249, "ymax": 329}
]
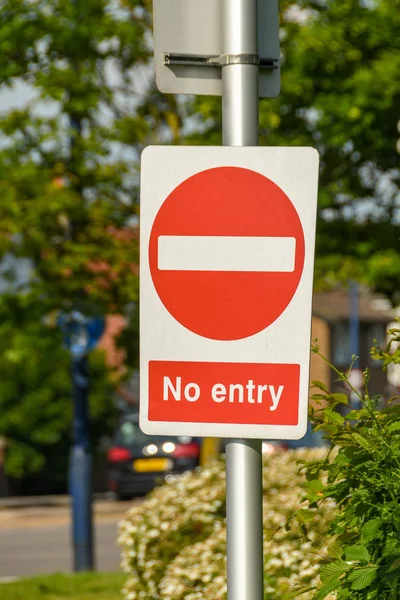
[
  {"xmin": 140, "ymin": 146, "xmax": 319, "ymax": 439},
  {"xmin": 153, "ymin": 0, "xmax": 280, "ymax": 97}
]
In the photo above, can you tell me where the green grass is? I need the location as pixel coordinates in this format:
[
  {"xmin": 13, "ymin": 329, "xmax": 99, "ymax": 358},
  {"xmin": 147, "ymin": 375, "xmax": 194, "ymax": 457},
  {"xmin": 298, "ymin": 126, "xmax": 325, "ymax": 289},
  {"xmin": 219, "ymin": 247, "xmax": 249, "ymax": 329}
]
[{"xmin": 0, "ymin": 572, "xmax": 126, "ymax": 600}]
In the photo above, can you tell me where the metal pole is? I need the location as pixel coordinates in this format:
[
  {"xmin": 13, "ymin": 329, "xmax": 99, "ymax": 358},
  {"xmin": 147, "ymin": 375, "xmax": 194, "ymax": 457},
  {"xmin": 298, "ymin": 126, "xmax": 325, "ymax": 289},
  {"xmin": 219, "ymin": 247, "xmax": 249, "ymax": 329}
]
[
  {"xmin": 222, "ymin": 0, "xmax": 259, "ymax": 146},
  {"xmin": 349, "ymin": 280, "xmax": 361, "ymax": 408},
  {"xmin": 225, "ymin": 440, "xmax": 264, "ymax": 600},
  {"xmin": 349, "ymin": 280, "xmax": 360, "ymax": 368},
  {"xmin": 69, "ymin": 354, "xmax": 94, "ymax": 571},
  {"xmin": 222, "ymin": 2, "xmax": 264, "ymax": 600}
]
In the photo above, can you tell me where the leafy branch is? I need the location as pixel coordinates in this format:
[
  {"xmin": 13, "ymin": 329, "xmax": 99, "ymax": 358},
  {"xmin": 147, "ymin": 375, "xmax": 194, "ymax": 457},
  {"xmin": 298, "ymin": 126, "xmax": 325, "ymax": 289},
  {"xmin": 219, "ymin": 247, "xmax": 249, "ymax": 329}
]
[{"xmin": 303, "ymin": 324, "xmax": 400, "ymax": 599}]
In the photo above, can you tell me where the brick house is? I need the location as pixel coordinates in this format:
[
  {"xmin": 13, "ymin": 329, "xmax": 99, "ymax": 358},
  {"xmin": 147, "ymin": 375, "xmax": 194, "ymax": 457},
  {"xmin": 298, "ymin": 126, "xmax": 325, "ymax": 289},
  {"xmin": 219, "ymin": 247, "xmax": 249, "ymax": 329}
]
[{"xmin": 310, "ymin": 288, "xmax": 395, "ymax": 400}]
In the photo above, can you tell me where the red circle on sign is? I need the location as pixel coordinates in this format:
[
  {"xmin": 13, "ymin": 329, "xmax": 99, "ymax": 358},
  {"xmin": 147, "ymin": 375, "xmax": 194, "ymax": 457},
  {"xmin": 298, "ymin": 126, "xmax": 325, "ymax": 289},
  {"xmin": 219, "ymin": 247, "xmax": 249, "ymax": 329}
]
[{"xmin": 149, "ymin": 167, "xmax": 305, "ymax": 340}]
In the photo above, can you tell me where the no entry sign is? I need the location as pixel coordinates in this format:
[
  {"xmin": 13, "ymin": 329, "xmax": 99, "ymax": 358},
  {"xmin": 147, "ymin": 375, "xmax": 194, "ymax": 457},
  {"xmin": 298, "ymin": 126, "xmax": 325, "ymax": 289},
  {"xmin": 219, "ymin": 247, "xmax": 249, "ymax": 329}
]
[
  {"xmin": 149, "ymin": 167, "xmax": 304, "ymax": 341},
  {"xmin": 140, "ymin": 146, "xmax": 319, "ymax": 439}
]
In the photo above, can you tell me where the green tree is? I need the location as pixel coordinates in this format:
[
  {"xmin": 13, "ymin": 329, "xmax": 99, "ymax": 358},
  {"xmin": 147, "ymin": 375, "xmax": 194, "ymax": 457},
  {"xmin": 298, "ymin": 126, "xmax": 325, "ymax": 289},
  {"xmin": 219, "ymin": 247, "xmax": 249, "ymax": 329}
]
[
  {"xmin": 191, "ymin": 0, "xmax": 400, "ymax": 302},
  {"xmin": 0, "ymin": 0, "xmax": 183, "ymax": 489},
  {"xmin": 0, "ymin": 0, "xmax": 185, "ymax": 311},
  {"xmin": 0, "ymin": 293, "xmax": 115, "ymax": 492}
]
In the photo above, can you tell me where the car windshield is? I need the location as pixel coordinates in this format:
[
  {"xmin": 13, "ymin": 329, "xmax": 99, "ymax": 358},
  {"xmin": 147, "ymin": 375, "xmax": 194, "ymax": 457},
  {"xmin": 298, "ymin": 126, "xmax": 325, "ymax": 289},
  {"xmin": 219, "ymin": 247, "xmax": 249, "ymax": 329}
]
[{"xmin": 115, "ymin": 420, "xmax": 195, "ymax": 449}]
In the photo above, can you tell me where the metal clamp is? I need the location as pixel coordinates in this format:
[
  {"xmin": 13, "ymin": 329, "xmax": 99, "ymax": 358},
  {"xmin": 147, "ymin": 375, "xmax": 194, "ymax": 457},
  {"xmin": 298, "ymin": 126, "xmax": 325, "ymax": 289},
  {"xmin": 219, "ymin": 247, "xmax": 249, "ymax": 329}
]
[{"xmin": 164, "ymin": 53, "xmax": 278, "ymax": 70}]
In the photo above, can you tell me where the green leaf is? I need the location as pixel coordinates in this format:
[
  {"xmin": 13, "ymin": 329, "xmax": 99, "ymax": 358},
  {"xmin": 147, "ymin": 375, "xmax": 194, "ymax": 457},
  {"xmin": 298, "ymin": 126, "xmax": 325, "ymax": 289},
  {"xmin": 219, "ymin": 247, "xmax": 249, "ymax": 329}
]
[
  {"xmin": 362, "ymin": 519, "xmax": 382, "ymax": 543},
  {"xmin": 388, "ymin": 422, "xmax": 400, "ymax": 433},
  {"xmin": 311, "ymin": 380, "xmax": 329, "ymax": 393},
  {"xmin": 314, "ymin": 577, "xmax": 342, "ymax": 600},
  {"xmin": 307, "ymin": 479, "xmax": 325, "ymax": 493},
  {"xmin": 352, "ymin": 433, "xmax": 372, "ymax": 451},
  {"xmin": 344, "ymin": 545, "xmax": 370, "ymax": 562},
  {"xmin": 348, "ymin": 566, "xmax": 378, "ymax": 590},
  {"xmin": 320, "ymin": 560, "xmax": 349, "ymax": 583},
  {"xmin": 327, "ymin": 542, "xmax": 345, "ymax": 560},
  {"xmin": 312, "ymin": 394, "xmax": 330, "ymax": 401},
  {"xmin": 324, "ymin": 408, "xmax": 345, "ymax": 425},
  {"xmin": 331, "ymin": 393, "xmax": 349, "ymax": 405},
  {"xmin": 295, "ymin": 508, "xmax": 316, "ymax": 524}
]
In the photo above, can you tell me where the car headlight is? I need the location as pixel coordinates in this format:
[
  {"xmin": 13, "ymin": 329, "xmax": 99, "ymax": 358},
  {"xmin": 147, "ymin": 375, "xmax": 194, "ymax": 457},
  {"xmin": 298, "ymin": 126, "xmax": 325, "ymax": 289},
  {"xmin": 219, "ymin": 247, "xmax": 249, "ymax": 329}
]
[{"xmin": 162, "ymin": 442, "xmax": 176, "ymax": 454}]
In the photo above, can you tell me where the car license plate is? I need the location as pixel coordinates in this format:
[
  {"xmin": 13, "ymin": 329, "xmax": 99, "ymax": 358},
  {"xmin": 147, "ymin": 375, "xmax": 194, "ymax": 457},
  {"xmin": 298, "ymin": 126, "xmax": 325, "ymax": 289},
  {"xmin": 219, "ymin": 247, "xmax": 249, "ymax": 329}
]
[{"xmin": 133, "ymin": 458, "xmax": 172, "ymax": 472}]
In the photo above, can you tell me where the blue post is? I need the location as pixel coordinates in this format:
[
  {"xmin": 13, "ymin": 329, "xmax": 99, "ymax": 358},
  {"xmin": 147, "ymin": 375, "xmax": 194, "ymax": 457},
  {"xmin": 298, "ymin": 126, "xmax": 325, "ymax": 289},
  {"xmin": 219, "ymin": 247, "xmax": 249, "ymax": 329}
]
[
  {"xmin": 70, "ymin": 354, "xmax": 94, "ymax": 572},
  {"xmin": 66, "ymin": 1, "xmax": 96, "ymax": 564},
  {"xmin": 58, "ymin": 312, "xmax": 104, "ymax": 572}
]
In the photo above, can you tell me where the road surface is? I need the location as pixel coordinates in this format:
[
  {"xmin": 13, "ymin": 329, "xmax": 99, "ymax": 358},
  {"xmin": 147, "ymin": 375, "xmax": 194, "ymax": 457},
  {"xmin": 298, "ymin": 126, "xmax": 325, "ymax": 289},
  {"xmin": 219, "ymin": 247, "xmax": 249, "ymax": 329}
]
[{"xmin": 0, "ymin": 500, "xmax": 137, "ymax": 578}]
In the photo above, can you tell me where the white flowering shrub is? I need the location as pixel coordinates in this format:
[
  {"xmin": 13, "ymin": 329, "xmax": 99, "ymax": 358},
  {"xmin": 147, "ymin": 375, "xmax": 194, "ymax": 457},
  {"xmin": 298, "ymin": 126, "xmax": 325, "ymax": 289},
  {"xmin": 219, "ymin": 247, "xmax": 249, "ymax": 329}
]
[{"xmin": 118, "ymin": 448, "xmax": 334, "ymax": 600}]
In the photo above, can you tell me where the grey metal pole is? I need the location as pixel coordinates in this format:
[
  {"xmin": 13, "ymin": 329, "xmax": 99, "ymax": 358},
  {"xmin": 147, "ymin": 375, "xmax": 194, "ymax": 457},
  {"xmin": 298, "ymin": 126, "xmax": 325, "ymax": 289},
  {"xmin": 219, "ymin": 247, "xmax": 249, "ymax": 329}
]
[
  {"xmin": 222, "ymin": 0, "xmax": 259, "ymax": 146},
  {"xmin": 225, "ymin": 440, "xmax": 264, "ymax": 600},
  {"xmin": 222, "ymin": 1, "xmax": 264, "ymax": 600}
]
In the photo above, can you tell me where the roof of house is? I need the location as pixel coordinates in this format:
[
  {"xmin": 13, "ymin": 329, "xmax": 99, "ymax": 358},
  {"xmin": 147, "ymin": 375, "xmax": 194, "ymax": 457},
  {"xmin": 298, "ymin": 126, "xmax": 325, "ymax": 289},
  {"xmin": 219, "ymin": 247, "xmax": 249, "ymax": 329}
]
[{"xmin": 312, "ymin": 288, "xmax": 396, "ymax": 324}]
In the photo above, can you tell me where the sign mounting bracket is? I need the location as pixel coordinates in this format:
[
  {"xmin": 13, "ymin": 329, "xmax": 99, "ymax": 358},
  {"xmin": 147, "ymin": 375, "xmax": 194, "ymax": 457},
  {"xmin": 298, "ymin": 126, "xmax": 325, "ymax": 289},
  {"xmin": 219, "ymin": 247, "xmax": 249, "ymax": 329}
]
[{"xmin": 164, "ymin": 53, "xmax": 279, "ymax": 70}]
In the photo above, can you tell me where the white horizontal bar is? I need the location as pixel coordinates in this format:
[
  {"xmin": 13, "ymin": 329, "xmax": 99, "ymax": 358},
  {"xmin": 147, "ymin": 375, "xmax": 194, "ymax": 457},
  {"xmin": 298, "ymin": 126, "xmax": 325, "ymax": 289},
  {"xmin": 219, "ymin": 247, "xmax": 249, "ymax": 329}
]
[{"xmin": 158, "ymin": 236, "xmax": 296, "ymax": 272}]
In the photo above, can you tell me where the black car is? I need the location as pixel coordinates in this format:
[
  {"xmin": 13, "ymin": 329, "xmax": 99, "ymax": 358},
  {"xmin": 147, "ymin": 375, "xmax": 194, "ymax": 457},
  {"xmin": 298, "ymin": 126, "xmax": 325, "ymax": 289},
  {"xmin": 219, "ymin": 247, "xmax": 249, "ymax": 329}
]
[{"xmin": 107, "ymin": 413, "xmax": 201, "ymax": 499}]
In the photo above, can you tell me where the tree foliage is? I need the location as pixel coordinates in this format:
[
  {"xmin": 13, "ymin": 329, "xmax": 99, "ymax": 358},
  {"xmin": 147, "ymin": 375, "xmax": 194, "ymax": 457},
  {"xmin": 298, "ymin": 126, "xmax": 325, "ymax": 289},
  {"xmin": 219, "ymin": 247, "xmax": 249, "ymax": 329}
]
[
  {"xmin": 190, "ymin": 0, "xmax": 400, "ymax": 302},
  {"xmin": 0, "ymin": 0, "xmax": 183, "ymax": 489},
  {"xmin": 0, "ymin": 0, "xmax": 186, "ymax": 312},
  {"xmin": 1, "ymin": 0, "xmax": 134, "ymax": 313},
  {"xmin": 301, "ymin": 327, "xmax": 400, "ymax": 599},
  {"xmin": 0, "ymin": 293, "xmax": 115, "ymax": 490}
]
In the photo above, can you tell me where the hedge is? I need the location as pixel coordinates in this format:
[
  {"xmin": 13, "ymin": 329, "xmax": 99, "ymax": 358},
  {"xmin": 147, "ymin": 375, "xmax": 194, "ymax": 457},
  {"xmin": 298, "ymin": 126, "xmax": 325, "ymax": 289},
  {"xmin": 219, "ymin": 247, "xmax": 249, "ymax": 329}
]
[{"xmin": 118, "ymin": 448, "xmax": 334, "ymax": 600}]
